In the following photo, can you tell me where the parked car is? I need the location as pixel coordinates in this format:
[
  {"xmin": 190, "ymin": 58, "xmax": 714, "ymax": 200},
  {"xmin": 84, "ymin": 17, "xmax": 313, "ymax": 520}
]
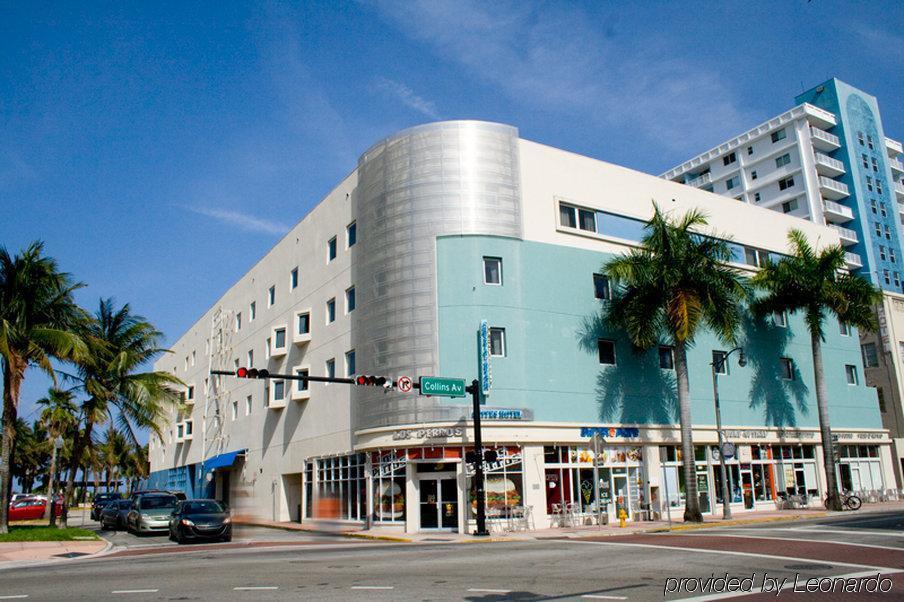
[
  {"xmin": 100, "ymin": 499, "xmax": 133, "ymax": 531},
  {"xmin": 8, "ymin": 498, "xmax": 62, "ymax": 521},
  {"xmin": 168, "ymin": 499, "xmax": 232, "ymax": 544},
  {"xmin": 127, "ymin": 493, "xmax": 179, "ymax": 535},
  {"xmin": 11, "ymin": 493, "xmax": 31, "ymax": 503},
  {"xmin": 129, "ymin": 489, "xmax": 186, "ymax": 502},
  {"xmin": 91, "ymin": 492, "xmax": 122, "ymax": 521}
]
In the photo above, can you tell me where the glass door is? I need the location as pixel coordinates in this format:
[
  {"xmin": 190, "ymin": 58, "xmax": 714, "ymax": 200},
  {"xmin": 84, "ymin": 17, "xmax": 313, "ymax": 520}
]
[
  {"xmin": 419, "ymin": 476, "xmax": 459, "ymax": 531},
  {"xmin": 440, "ymin": 478, "xmax": 458, "ymax": 529},
  {"xmin": 419, "ymin": 479, "xmax": 439, "ymax": 529},
  {"xmin": 613, "ymin": 474, "xmax": 630, "ymax": 520}
]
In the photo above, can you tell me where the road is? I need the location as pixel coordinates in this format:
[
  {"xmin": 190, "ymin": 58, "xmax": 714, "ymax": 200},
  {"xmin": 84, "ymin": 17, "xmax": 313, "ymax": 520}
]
[{"xmin": 1, "ymin": 510, "xmax": 901, "ymax": 600}]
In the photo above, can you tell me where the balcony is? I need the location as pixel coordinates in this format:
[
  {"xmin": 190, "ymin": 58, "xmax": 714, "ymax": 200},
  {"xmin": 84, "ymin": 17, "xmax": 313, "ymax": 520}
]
[
  {"xmin": 891, "ymin": 158, "xmax": 904, "ymax": 174},
  {"xmin": 887, "ymin": 137, "xmax": 903, "ymax": 157},
  {"xmin": 827, "ymin": 223, "xmax": 858, "ymax": 246},
  {"xmin": 844, "ymin": 252, "xmax": 863, "ymax": 269},
  {"xmin": 818, "ymin": 175, "xmax": 850, "ymax": 200},
  {"xmin": 822, "ymin": 200, "xmax": 854, "ymax": 223},
  {"xmin": 810, "ymin": 127, "xmax": 841, "ymax": 152},
  {"xmin": 686, "ymin": 172, "xmax": 712, "ymax": 188},
  {"xmin": 814, "ymin": 152, "xmax": 845, "ymax": 177},
  {"xmin": 896, "ymin": 181, "xmax": 904, "ymax": 201}
]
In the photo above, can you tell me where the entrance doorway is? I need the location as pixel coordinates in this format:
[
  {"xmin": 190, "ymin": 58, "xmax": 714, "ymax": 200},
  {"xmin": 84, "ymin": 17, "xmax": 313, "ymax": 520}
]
[{"xmin": 419, "ymin": 477, "xmax": 458, "ymax": 531}]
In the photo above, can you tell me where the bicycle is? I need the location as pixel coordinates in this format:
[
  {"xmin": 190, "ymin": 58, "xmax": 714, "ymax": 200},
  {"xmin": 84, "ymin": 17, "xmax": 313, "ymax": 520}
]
[{"xmin": 824, "ymin": 492, "xmax": 861, "ymax": 511}]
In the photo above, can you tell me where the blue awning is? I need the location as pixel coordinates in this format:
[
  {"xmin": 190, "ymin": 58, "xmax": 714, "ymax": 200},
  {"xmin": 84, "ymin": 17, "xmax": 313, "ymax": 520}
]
[{"xmin": 203, "ymin": 450, "xmax": 245, "ymax": 471}]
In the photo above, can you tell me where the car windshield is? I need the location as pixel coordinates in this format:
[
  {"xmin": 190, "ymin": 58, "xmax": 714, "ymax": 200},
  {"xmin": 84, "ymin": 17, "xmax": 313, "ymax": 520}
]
[
  {"xmin": 139, "ymin": 496, "xmax": 177, "ymax": 510},
  {"xmin": 183, "ymin": 501, "xmax": 225, "ymax": 514}
]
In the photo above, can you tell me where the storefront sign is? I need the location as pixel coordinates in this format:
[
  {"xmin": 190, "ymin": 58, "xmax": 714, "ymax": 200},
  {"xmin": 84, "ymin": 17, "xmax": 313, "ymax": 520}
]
[
  {"xmin": 834, "ymin": 431, "xmax": 886, "ymax": 441},
  {"xmin": 479, "ymin": 320, "xmax": 492, "ymax": 396},
  {"xmin": 580, "ymin": 427, "xmax": 640, "ymax": 439},
  {"xmin": 469, "ymin": 408, "xmax": 528, "ymax": 420},
  {"xmin": 392, "ymin": 427, "xmax": 463, "ymax": 441},
  {"xmin": 723, "ymin": 429, "xmax": 768, "ymax": 439},
  {"xmin": 776, "ymin": 428, "xmax": 817, "ymax": 440}
]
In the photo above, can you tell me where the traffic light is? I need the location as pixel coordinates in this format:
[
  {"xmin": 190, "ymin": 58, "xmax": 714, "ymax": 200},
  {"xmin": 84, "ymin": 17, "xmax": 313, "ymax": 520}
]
[
  {"xmin": 355, "ymin": 375, "xmax": 389, "ymax": 387},
  {"xmin": 235, "ymin": 367, "xmax": 270, "ymax": 379},
  {"xmin": 465, "ymin": 450, "xmax": 498, "ymax": 464}
]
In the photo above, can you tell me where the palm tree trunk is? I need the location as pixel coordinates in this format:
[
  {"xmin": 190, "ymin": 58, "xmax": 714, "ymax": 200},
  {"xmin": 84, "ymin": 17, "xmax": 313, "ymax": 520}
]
[
  {"xmin": 811, "ymin": 329, "xmax": 842, "ymax": 511},
  {"xmin": 674, "ymin": 340, "xmax": 703, "ymax": 522},
  {"xmin": 0, "ymin": 356, "xmax": 25, "ymax": 535},
  {"xmin": 60, "ymin": 422, "xmax": 93, "ymax": 528},
  {"xmin": 46, "ymin": 442, "xmax": 59, "ymax": 526}
]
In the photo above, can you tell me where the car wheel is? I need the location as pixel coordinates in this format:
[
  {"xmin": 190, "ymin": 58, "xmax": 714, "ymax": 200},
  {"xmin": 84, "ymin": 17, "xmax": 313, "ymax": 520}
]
[
  {"xmin": 175, "ymin": 528, "xmax": 185, "ymax": 544},
  {"xmin": 222, "ymin": 534, "xmax": 232, "ymax": 543}
]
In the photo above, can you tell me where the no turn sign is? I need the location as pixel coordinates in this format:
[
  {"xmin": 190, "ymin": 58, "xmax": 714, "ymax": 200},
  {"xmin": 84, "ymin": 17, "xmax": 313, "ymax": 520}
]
[{"xmin": 397, "ymin": 375, "xmax": 413, "ymax": 393}]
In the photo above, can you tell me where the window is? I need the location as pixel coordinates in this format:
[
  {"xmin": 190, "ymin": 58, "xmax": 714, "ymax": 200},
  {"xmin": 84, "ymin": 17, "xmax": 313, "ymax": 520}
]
[
  {"xmin": 489, "ymin": 328, "xmax": 506, "ymax": 357},
  {"xmin": 347, "ymin": 221, "xmax": 357, "ymax": 247},
  {"xmin": 892, "ymin": 249, "xmax": 898, "ymax": 264},
  {"xmin": 871, "ymin": 199, "xmax": 877, "ymax": 214},
  {"xmin": 295, "ymin": 368, "xmax": 309, "ymax": 392},
  {"xmin": 780, "ymin": 358, "xmax": 794, "ymax": 380},
  {"xmin": 754, "ymin": 192, "xmax": 761, "ymax": 203},
  {"xmin": 593, "ymin": 274, "xmax": 611, "ymax": 300},
  {"xmin": 885, "ymin": 225, "xmax": 891, "ymax": 240},
  {"xmin": 861, "ymin": 343, "xmax": 878, "ymax": 368},
  {"xmin": 325, "ymin": 358, "xmax": 336, "ymax": 379},
  {"xmin": 579, "ymin": 208, "xmax": 596, "ymax": 232},
  {"xmin": 265, "ymin": 337, "xmax": 271, "ymax": 359},
  {"xmin": 896, "ymin": 272, "xmax": 901, "ymax": 288},
  {"xmin": 881, "ymin": 202, "xmax": 887, "ymax": 218},
  {"xmin": 884, "ymin": 269, "xmax": 891, "ymax": 285},
  {"xmin": 723, "ymin": 152, "xmax": 737, "ymax": 166},
  {"xmin": 725, "ymin": 176, "xmax": 739, "ymax": 190},
  {"xmin": 297, "ymin": 311, "xmax": 310, "ymax": 335},
  {"xmin": 862, "ymin": 153, "xmax": 869, "ymax": 169},
  {"xmin": 744, "ymin": 247, "xmax": 762, "ymax": 267},
  {"xmin": 247, "ymin": 349, "xmax": 254, "ymax": 368},
  {"xmin": 658, "ymin": 346, "xmax": 674, "ymax": 370},
  {"xmin": 291, "ymin": 267, "xmax": 299, "ymax": 290},
  {"xmin": 867, "ymin": 135, "xmax": 874, "ymax": 150},
  {"xmin": 877, "ymin": 180, "xmax": 883, "ymax": 195},
  {"xmin": 747, "ymin": 146, "xmax": 754, "ymax": 155},
  {"xmin": 559, "ymin": 203, "xmax": 577, "ymax": 228},
  {"xmin": 191, "ymin": 351, "xmax": 196, "ymax": 366},
  {"xmin": 845, "ymin": 365, "xmax": 858, "ymax": 385},
  {"xmin": 751, "ymin": 170, "xmax": 758, "ymax": 180},
  {"xmin": 346, "ymin": 287, "xmax": 356, "ymax": 313},
  {"xmin": 345, "ymin": 350, "xmax": 356, "ymax": 376},
  {"xmin": 326, "ymin": 298, "xmax": 336, "ymax": 323},
  {"xmin": 597, "ymin": 339, "xmax": 616, "ymax": 365},
  {"xmin": 778, "ymin": 176, "xmax": 795, "ymax": 191},
  {"xmin": 880, "ymin": 246, "xmax": 887, "ymax": 261},
  {"xmin": 327, "ymin": 236, "xmax": 337, "ymax": 262},
  {"xmin": 875, "ymin": 223, "xmax": 882, "ymax": 237},
  {"xmin": 250, "ymin": 301, "xmax": 256, "ymax": 321},
  {"xmin": 899, "ymin": 341, "xmax": 904, "ymax": 362},
  {"xmin": 273, "ymin": 380, "xmax": 286, "ymax": 402},
  {"xmin": 771, "ymin": 129, "xmax": 787, "ymax": 143},
  {"xmin": 858, "ymin": 131, "xmax": 865, "ymax": 146},
  {"xmin": 877, "ymin": 388, "xmax": 886, "ymax": 413},
  {"xmin": 839, "ymin": 320, "xmax": 851, "ymax": 336},
  {"xmin": 712, "ymin": 350, "xmax": 729, "ymax": 375},
  {"xmin": 274, "ymin": 327, "xmax": 286, "ymax": 349},
  {"xmin": 773, "ymin": 310, "xmax": 787, "ymax": 327},
  {"xmin": 235, "ymin": 312, "xmax": 242, "ymax": 332},
  {"xmin": 872, "ymin": 157, "xmax": 879, "ymax": 172},
  {"xmin": 782, "ymin": 199, "xmax": 798, "ymax": 213},
  {"xmin": 775, "ymin": 153, "xmax": 791, "ymax": 168},
  {"xmin": 866, "ymin": 176, "xmax": 873, "ymax": 192},
  {"xmin": 231, "ymin": 400, "xmax": 237, "ymax": 421},
  {"xmin": 187, "ymin": 386, "xmax": 195, "ymax": 401},
  {"xmin": 245, "ymin": 395, "xmax": 252, "ymax": 416},
  {"xmin": 483, "ymin": 257, "xmax": 502, "ymax": 285},
  {"xmin": 268, "ymin": 285, "xmax": 276, "ymax": 307}
]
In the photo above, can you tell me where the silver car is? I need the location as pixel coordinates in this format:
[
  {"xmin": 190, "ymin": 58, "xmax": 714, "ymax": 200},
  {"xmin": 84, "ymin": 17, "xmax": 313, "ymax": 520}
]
[{"xmin": 127, "ymin": 494, "xmax": 179, "ymax": 535}]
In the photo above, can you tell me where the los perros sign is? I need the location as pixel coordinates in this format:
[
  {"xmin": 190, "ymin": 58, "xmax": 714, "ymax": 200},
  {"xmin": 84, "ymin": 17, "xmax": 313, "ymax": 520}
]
[{"xmin": 419, "ymin": 376, "xmax": 466, "ymax": 398}]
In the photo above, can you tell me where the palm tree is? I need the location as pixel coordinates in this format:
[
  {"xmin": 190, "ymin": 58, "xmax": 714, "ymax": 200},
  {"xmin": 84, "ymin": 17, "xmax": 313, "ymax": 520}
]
[
  {"xmin": 59, "ymin": 298, "xmax": 181, "ymax": 527},
  {"xmin": 37, "ymin": 388, "xmax": 78, "ymax": 525},
  {"xmin": 0, "ymin": 241, "xmax": 87, "ymax": 533},
  {"xmin": 602, "ymin": 204, "xmax": 748, "ymax": 522},
  {"xmin": 99, "ymin": 426, "xmax": 129, "ymax": 493},
  {"xmin": 752, "ymin": 230, "xmax": 880, "ymax": 510}
]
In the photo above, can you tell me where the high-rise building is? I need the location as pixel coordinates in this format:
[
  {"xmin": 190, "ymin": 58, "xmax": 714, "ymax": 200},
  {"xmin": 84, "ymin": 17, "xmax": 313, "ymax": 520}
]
[
  {"xmin": 663, "ymin": 79, "xmax": 904, "ymax": 486},
  {"xmin": 148, "ymin": 121, "xmax": 890, "ymax": 533}
]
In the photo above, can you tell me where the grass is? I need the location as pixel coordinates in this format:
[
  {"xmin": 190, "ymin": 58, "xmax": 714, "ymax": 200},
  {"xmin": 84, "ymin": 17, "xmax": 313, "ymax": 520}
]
[{"xmin": 0, "ymin": 525, "xmax": 100, "ymax": 542}]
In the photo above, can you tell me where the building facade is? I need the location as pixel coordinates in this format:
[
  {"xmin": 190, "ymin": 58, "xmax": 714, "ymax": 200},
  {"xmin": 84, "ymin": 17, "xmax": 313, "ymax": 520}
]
[
  {"xmin": 149, "ymin": 120, "xmax": 892, "ymax": 533},
  {"xmin": 663, "ymin": 79, "xmax": 904, "ymax": 487}
]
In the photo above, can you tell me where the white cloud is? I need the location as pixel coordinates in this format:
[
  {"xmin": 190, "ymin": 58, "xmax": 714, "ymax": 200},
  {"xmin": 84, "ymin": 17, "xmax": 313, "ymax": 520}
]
[
  {"xmin": 180, "ymin": 205, "xmax": 286, "ymax": 236},
  {"xmin": 373, "ymin": 76, "xmax": 440, "ymax": 119}
]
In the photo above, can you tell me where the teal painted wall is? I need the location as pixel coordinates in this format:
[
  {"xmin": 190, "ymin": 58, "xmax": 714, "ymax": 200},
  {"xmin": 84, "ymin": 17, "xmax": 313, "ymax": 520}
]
[{"xmin": 436, "ymin": 235, "xmax": 882, "ymax": 429}]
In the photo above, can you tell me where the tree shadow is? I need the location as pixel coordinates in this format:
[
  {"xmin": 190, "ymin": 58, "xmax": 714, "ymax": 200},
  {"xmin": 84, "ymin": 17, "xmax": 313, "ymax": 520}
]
[
  {"xmin": 743, "ymin": 314, "xmax": 809, "ymax": 427},
  {"xmin": 577, "ymin": 314, "xmax": 678, "ymax": 424}
]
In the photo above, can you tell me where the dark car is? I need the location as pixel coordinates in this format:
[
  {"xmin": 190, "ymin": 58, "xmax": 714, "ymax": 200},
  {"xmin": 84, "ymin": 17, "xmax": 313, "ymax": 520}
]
[
  {"xmin": 100, "ymin": 499, "xmax": 133, "ymax": 530},
  {"xmin": 91, "ymin": 492, "xmax": 122, "ymax": 521},
  {"xmin": 168, "ymin": 499, "xmax": 232, "ymax": 544},
  {"xmin": 127, "ymin": 493, "xmax": 179, "ymax": 535},
  {"xmin": 129, "ymin": 489, "xmax": 186, "ymax": 502}
]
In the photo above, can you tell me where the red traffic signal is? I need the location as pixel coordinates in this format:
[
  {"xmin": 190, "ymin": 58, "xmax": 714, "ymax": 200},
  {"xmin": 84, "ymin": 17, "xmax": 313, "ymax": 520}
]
[
  {"xmin": 236, "ymin": 367, "xmax": 248, "ymax": 378},
  {"xmin": 355, "ymin": 375, "xmax": 388, "ymax": 387},
  {"xmin": 235, "ymin": 367, "xmax": 270, "ymax": 379}
]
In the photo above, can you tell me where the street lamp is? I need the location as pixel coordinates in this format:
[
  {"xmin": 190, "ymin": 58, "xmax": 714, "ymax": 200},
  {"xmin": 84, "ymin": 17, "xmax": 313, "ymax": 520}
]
[
  {"xmin": 711, "ymin": 347, "xmax": 746, "ymax": 520},
  {"xmin": 48, "ymin": 435, "xmax": 64, "ymax": 527}
]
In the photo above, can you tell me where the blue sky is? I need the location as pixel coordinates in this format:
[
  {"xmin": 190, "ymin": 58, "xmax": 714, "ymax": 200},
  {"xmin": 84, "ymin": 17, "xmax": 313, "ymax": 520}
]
[{"xmin": 3, "ymin": 1, "xmax": 903, "ymax": 434}]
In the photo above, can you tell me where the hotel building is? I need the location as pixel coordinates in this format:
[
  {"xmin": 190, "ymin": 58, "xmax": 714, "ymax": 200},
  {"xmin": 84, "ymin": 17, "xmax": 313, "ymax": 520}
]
[{"xmin": 148, "ymin": 120, "xmax": 892, "ymax": 533}]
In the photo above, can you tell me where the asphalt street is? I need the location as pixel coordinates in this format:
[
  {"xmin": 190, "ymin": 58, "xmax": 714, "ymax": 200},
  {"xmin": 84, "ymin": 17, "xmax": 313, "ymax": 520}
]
[{"xmin": 2, "ymin": 510, "xmax": 902, "ymax": 601}]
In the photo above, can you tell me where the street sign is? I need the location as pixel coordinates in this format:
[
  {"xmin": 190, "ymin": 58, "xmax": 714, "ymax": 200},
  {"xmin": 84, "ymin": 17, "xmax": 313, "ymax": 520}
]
[
  {"xmin": 397, "ymin": 375, "xmax": 413, "ymax": 393},
  {"xmin": 479, "ymin": 320, "xmax": 492, "ymax": 396},
  {"xmin": 419, "ymin": 376, "xmax": 466, "ymax": 398}
]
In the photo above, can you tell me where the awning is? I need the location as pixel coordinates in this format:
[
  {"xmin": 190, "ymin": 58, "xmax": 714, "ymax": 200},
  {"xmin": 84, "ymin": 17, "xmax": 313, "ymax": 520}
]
[{"xmin": 203, "ymin": 450, "xmax": 245, "ymax": 471}]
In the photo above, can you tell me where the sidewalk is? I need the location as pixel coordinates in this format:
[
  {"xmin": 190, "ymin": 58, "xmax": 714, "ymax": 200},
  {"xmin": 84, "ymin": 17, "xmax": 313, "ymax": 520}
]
[{"xmin": 0, "ymin": 540, "xmax": 109, "ymax": 569}]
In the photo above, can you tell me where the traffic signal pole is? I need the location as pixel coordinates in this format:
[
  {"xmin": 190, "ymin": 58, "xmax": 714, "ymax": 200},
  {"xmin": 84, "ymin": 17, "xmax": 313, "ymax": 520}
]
[{"xmin": 466, "ymin": 379, "xmax": 489, "ymax": 536}]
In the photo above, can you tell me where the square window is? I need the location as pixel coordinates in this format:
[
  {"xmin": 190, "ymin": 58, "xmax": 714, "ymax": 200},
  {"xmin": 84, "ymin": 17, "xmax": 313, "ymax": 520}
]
[
  {"xmin": 658, "ymin": 346, "xmax": 674, "ymax": 370},
  {"xmin": 559, "ymin": 203, "xmax": 577, "ymax": 228},
  {"xmin": 346, "ymin": 287, "xmax": 356, "ymax": 313},
  {"xmin": 291, "ymin": 267, "xmax": 299, "ymax": 290},
  {"xmin": 489, "ymin": 328, "xmax": 506, "ymax": 357},
  {"xmin": 778, "ymin": 176, "xmax": 795, "ymax": 191},
  {"xmin": 597, "ymin": 339, "xmax": 616, "ymax": 365},
  {"xmin": 723, "ymin": 152, "xmax": 736, "ymax": 166},
  {"xmin": 745, "ymin": 247, "xmax": 761, "ymax": 267},
  {"xmin": 780, "ymin": 357, "xmax": 794, "ymax": 380},
  {"xmin": 274, "ymin": 327, "xmax": 286, "ymax": 349},
  {"xmin": 295, "ymin": 369, "xmax": 309, "ymax": 391},
  {"xmin": 845, "ymin": 364, "xmax": 858, "ymax": 385},
  {"xmin": 726, "ymin": 176, "xmax": 739, "ymax": 190},
  {"xmin": 326, "ymin": 298, "xmax": 336, "ymax": 323},
  {"xmin": 483, "ymin": 257, "xmax": 502, "ymax": 285},
  {"xmin": 268, "ymin": 285, "xmax": 276, "ymax": 307},
  {"xmin": 347, "ymin": 221, "xmax": 357, "ymax": 247},
  {"xmin": 297, "ymin": 312, "xmax": 310, "ymax": 335},
  {"xmin": 326, "ymin": 358, "xmax": 336, "ymax": 379},
  {"xmin": 579, "ymin": 208, "xmax": 596, "ymax": 232},
  {"xmin": 327, "ymin": 236, "xmax": 337, "ymax": 262},
  {"xmin": 712, "ymin": 350, "xmax": 729, "ymax": 375},
  {"xmin": 250, "ymin": 301, "xmax": 256, "ymax": 321},
  {"xmin": 775, "ymin": 153, "xmax": 791, "ymax": 168},
  {"xmin": 771, "ymin": 129, "xmax": 787, "ymax": 143},
  {"xmin": 345, "ymin": 350, "xmax": 356, "ymax": 376},
  {"xmin": 593, "ymin": 273, "xmax": 611, "ymax": 300},
  {"xmin": 781, "ymin": 199, "xmax": 797, "ymax": 214}
]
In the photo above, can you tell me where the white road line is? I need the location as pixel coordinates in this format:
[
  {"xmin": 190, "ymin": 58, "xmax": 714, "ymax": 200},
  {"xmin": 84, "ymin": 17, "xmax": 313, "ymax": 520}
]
[
  {"xmin": 467, "ymin": 589, "xmax": 512, "ymax": 594},
  {"xmin": 679, "ymin": 532, "xmax": 904, "ymax": 551},
  {"xmin": 582, "ymin": 595, "xmax": 628, "ymax": 600},
  {"xmin": 0, "ymin": 596, "xmax": 28, "ymax": 600},
  {"xmin": 233, "ymin": 586, "xmax": 279, "ymax": 591},
  {"xmin": 791, "ymin": 526, "xmax": 904, "ymax": 537},
  {"xmin": 350, "ymin": 586, "xmax": 395, "ymax": 590},
  {"xmin": 560, "ymin": 540, "xmax": 898, "ymax": 571},
  {"xmin": 111, "ymin": 590, "xmax": 159, "ymax": 595}
]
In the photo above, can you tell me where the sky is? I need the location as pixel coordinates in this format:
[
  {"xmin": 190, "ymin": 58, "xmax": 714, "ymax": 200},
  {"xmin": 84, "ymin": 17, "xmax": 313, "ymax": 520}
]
[{"xmin": 2, "ymin": 0, "xmax": 903, "ymax": 437}]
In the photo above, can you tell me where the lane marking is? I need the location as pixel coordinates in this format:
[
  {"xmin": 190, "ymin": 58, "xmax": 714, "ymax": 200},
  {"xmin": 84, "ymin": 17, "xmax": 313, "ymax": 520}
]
[
  {"xmin": 233, "ymin": 586, "xmax": 279, "ymax": 590},
  {"xmin": 791, "ymin": 526, "xmax": 904, "ymax": 537},
  {"xmin": 351, "ymin": 586, "xmax": 395, "ymax": 590},
  {"xmin": 111, "ymin": 591, "xmax": 159, "ymax": 594},
  {"xmin": 680, "ymin": 532, "xmax": 904, "ymax": 551},
  {"xmin": 560, "ymin": 540, "xmax": 898, "ymax": 571},
  {"xmin": 581, "ymin": 595, "xmax": 628, "ymax": 600},
  {"xmin": 467, "ymin": 589, "xmax": 512, "ymax": 593},
  {"xmin": 0, "ymin": 596, "xmax": 29, "ymax": 600}
]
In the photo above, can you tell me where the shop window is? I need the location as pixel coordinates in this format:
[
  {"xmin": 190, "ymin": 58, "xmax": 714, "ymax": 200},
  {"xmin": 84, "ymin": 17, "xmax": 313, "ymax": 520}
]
[
  {"xmin": 467, "ymin": 447, "xmax": 523, "ymax": 521},
  {"xmin": 372, "ymin": 450, "xmax": 406, "ymax": 523},
  {"xmin": 316, "ymin": 453, "xmax": 367, "ymax": 522}
]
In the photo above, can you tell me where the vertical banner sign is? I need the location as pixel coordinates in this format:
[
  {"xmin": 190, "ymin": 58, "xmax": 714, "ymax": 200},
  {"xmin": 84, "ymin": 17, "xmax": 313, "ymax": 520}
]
[{"xmin": 479, "ymin": 320, "xmax": 492, "ymax": 397}]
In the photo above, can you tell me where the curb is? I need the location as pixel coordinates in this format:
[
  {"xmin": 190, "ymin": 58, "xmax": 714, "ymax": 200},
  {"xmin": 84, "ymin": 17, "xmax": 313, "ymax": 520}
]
[
  {"xmin": 343, "ymin": 533, "xmax": 413, "ymax": 543},
  {"xmin": 643, "ymin": 512, "xmax": 828, "ymax": 533}
]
